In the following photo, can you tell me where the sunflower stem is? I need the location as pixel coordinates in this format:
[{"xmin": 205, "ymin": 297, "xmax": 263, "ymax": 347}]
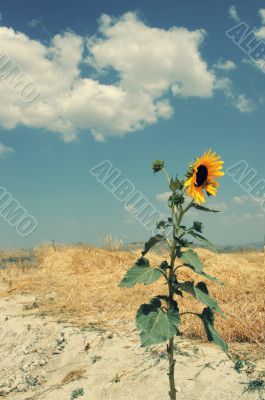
[
  {"xmin": 167, "ymin": 200, "xmax": 187, "ymax": 400},
  {"xmin": 162, "ymin": 167, "xmax": 171, "ymax": 186}
]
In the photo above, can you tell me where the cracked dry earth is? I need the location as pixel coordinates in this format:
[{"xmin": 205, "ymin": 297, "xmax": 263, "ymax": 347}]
[{"xmin": 0, "ymin": 293, "xmax": 264, "ymax": 400}]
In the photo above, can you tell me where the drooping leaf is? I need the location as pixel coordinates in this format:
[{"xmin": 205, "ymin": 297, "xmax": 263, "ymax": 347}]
[
  {"xmin": 181, "ymin": 249, "xmax": 203, "ymax": 273},
  {"xmin": 119, "ymin": 258, "xmax": 163, "ymax": 288},
  {"xmin": 200, "ymin": 307, "xmax": 228, "ymax": 352},
  {"xmin": 203, "ymin": 271, "xmax": 223, "ymax": 284},
  {"xmin": 181, "ymin": 249, "xmax": 223, "ymax": 284},
  {"xmin": 178, "ymin": 281, "xmax": 225, "ymax": 318},
  {"xmin": 188, "ymin": 231, "xmax": 216, "ymax": 252},
  {"xmin": 142, "ymin": 234, "xmax": 164, "ymax": 256},
  {"xmin": 194, "ymin": 267, "xmax": 222, "ymax": 284},
  {"xmin": 136, "ymin": 298, "xmax": 180, "ymax": 347},
  {"xmin": 193, "ymin": 204, "xmax": 219, "ymax": 213}
]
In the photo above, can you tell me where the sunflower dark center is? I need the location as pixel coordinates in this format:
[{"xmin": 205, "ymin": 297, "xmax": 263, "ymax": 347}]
[{"xmin": 195, "ymin": 165, "xmax": 208, "ymax": 187}]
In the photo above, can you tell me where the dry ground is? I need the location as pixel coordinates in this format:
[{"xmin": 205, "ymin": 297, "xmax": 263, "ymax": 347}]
[{"xmin": 0, "ymin": 245, "xmax": 264, "ymax": 399}]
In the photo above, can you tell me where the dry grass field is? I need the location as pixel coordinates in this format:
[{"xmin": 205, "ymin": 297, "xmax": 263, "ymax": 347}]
[
  {"xmin": 0, "ymin": 245, "xmax": 264, "ymax": 345},
  {"xmin": 0, "ymin": 245, "xmax": 264, "ymax": 400}
]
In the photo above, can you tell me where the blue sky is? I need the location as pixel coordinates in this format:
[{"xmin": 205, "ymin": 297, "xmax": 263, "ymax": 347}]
[{"xmin": 0, "ymin": 0, "xmax": 264, "ymax": 248}]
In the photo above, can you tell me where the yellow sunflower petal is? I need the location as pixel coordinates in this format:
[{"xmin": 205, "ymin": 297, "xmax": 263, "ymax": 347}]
[{"xmin": 184, "ymin": 149, "xmax": 224, "ymax": 204}]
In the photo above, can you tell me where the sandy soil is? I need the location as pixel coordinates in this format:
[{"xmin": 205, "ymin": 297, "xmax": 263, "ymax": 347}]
[{"xmin": 0, "ymin": 292, "xmax": 264, "ymax": 400}]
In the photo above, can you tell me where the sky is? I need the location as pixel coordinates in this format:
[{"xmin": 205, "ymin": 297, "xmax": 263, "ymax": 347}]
[{"xmin": 0, "ymin": 0, "xmax": 264, "ymax": 249}]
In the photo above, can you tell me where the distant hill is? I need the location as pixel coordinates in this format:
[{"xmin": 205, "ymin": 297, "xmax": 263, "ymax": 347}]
[{"xmin": 122, "ymin": 240, "xmax": 264, "ymax": 254}]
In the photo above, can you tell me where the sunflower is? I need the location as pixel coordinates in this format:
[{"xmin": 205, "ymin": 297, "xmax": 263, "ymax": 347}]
[{"xmin": 184, "ymin": 149, "xmax": 224, "ymax": 204}]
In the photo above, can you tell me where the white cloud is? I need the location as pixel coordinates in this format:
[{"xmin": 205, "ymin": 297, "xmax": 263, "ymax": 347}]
[
  {"xmin": 214, "ymin": 60, "xmax": 236, "ymax": 71},
  {"xmin": 27, "ymin": 18, "xmax": 42, "ymax": 28},
  {"xmin": 242, "ymin": 58, "xmax": 265, "ymax": 74},
  {"xmin": 259, "ymin": 8, "xmax": 265, "ymax": 24},
  {"xmin": 254, "ymin": 9, "xmax": 265, "ymax": 38},
  {"xmin": 0, "ymin": 142, "xmax": 14, "ymax": 158},
  {"xmin": 234, "ymin": 94, "xmax": 256, "ymax": 113},
  {"xmin": 221, "ymin": 212, "xmax": 263, "ymax": 225},
  {"xmin": 233, "ymin": 195, "xmax": 261, "ymax": 206},
  {"xmin": 0, "ymin": 12, "xmax": 216, "ymax": 142},
  {"xmin": 255, "ymin": 26, "xmax": 265, "ymax": 39},
  {"xmin": 233, "ymin": 195, "xmax": 247, "ymax": 205},
  {"xmin": 228, "ymin": 5, "xmax": 240, "ymax": 23},
  {"xmin": 156, "ymin": 192, "xmax": 171, "ymax": 203},
  {"xmin": 215, "ymin": 78, "xmax": 256, "ymax": 113}
]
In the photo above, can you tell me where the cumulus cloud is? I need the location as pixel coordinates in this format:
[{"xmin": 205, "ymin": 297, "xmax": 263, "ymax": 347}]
[
  {"xmin": 228, "ymin": 5, "xmax": 240, "ymax": 23},
  {"xmin": 259, "ymin": 8, "xmax": 265, "ymax": 24},
  {"xmin": 0, "ymin": 142, "xmax": 14, "ymax": 158},
  {"xmin": 0, "ymin": 12, "xmax": 216, "ymax": 142},
  {"xmin": 255, "ymin": 26, "xmax": 265, "ymax": 39},
  {"xmin": 214, "ymin": 60, "xmax": 236, "ymax": 71}
]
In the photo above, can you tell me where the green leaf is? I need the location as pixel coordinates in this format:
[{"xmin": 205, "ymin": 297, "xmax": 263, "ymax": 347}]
[
  {"xmin": 193, "ymin": 204, "xmax": 219, "ymax": 213},
  {"xmin": 136, "ymin": 298, "xmax": 180, "ymax": 346},
  {"xmin": 119, "ymin": 258, "xmax": 163, "ymax": 288},
  {"xmin": 178, "ymin": 281, "xmax": 225, "ymax": 318},
  {"xmin": 188, "ymin": 231, "xmax": 216, "ymax": 252},
  {"xmin": 181, "ymin": 249, "xmax": 203, "ymax": 273},
  {"xmin": 200, "ymin": 307, "xmax": 228, "ymax": 352},
  {"xmin": 142, "ymin": 234, "xmax": 164, "ymax": 256},
  {"xmin": 181, "ymin": 249, "xmax": 223, "ymax": 284},
  {"xmin": 194, "ymin": 268, "xmax": 223, "ymax": 284}
]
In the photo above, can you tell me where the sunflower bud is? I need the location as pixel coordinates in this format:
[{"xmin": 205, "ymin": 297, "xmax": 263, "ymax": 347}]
[
  {"xmin": 172, "ymin": 192, "xmax": 185, "ymax": 205},
  {"xmin": 152, "ymin": 160, "xmax": 165, "ymax": 173},
  {"xmin": 192, "ymin": 221, "xmax": 203, "ymax": 233},
  {"xmin": 160, "ymin": 261, "xmax": 169, "ymax": 271}
]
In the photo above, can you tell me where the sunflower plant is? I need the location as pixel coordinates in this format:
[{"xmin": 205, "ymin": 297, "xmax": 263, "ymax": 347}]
[{"xmin": 119, "ymin": 150, "xmax": 226, "ymax": 400}]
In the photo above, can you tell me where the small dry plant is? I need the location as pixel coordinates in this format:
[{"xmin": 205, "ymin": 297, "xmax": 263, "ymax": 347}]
[{"xmin": 101, "ymin": 234, "xmax": 124, "ymax": 251}]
